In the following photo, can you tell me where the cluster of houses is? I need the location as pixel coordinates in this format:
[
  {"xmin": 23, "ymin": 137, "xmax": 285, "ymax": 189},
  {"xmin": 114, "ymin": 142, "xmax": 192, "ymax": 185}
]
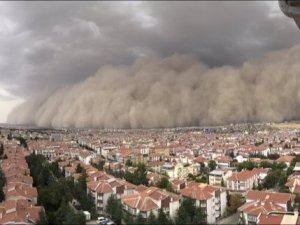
[
  {"xmin": 3, "ymin": 126, "xmax": 300, "ymax": 224},
  {"xmin": 239, "ymin": 190, "xmax": 296, "ymax": 224},
  {"xmin": 235, "ymin": 160, "xmax": 300, "ymax": 224},
  {"xmin": 59, "ymin": 158, "xmax": 227, "ymax": 224},
  {"xmin": 0, "ymin": 138, "xmax": 42, "ymax": 224}
]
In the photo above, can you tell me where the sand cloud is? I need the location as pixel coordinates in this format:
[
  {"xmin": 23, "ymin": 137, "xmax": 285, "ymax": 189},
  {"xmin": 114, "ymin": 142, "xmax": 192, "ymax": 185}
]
[{"xmin": 8, "ymin": 44, "xmax": 300, "ymax": 128}]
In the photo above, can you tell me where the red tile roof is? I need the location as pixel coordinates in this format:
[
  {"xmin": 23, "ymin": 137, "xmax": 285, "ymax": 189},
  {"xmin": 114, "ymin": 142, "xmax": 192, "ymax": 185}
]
[
  {"xmin": 180, "ymin": 183, "xmax": 224, "ymax": 201},
  {"xmin": 122, "ymin": 186, "xmax": 181, "ymax": 212},
  {"xmin": 258, "ymin": 214, "xmax": 284, "ymax": 225},
  {"xmin": 0, "ymin": 199, "xmax": 42, "ymax": 224},
  {"xmin": 228, "ymin": 170, "xmax": 256, "ymax": 182},
  {"xmin": 246, "ymin": 190, "xmax": 294, "ymax": 204},
  {"xmin": 239, "ymin": 199, "xmax": 286, "ymax": 216}
]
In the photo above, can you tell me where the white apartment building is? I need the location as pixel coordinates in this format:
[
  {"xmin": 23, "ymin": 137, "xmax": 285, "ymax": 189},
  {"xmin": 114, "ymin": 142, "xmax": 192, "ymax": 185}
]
[
  {"xmin": 209, "ymin": 169, "xmax": 233, "ymax": 186},
  {"xmin": 180, "ymin": 183, "xmax": 227, "ymax": 224}
]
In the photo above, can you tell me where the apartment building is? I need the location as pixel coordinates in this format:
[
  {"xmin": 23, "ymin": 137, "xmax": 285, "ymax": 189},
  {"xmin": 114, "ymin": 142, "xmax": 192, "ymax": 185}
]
[
  {"xmin": 238, "ymin": 190, "xmax": 295, "ymax": 225},
  {"xmin": 180, "ymin": 183, "xmax": 227, "ymax": 224},
  {"xmin": 87, "ymin": 176, "xmax": 136, "ymax": 214},
  {"xmin": 258, "ymin": 213, "xmax": 300, "ymax": 225},
  {"xmin": 227, "ymin": 168, "xmax": 269, "ymax": 191},
  {"xmin": 286, "ymin": 175, "xmax": 300, "ymax": 194},
  {"xmin": 121, "ymin": 186, "xmax": 181, "ymax": 220},
  {"xmin": 209, "ymin": 169, "xmax": 233, "ymax": 186}
]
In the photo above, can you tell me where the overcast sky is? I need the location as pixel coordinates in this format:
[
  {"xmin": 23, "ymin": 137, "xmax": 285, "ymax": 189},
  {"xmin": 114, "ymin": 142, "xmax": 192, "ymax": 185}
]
[{"xmin": 0, "ymin": 1, "xmax": 300, "ymax": 122}]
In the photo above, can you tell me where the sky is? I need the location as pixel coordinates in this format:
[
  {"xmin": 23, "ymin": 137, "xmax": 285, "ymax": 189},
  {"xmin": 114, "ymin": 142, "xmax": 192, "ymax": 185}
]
[{"xmin": 1, "ymin": 1, "xmax": 300, "ymax": 123}]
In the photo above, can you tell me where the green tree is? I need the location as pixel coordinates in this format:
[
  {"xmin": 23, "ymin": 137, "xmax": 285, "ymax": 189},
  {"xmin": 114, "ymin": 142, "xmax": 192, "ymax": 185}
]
[
  {"xmin": 192, "ymin": 206, "xmax": 206, "ymax": 225},
  {"xmin": 260, "ymin": 161, "xmax": 273, "ymax": 169},
  {"xmin": 237, "ymin": 161, "xmax": 255, "ymax": 172},
  {"xmin": 124, "ymin": 163, "xmax": 148, "ymax": 186},
  {"xmin": 157, "ymin": 208, "xmax": 171, "ymax": 225},
  {"xmin": 37, "ymin": 166, "xmax": 52, "ymax": 187},
  {"xmin": 0, "ymin": 168, "xmax": 6, "ymax": 202},
  {"xmin": 55, "ymin": 198, "xmax": 85, "ymax": 225},
  {"xmin": 135, "ymin": 213, "xmax": 146, "ymax": 225},
  {"xmin": 76, "ymin": 164, "xmax": 83, "ymax": 173},
  {"xmin": 287, "ymin": 166, "xmax": 294, "ymax": 176},
  {"xmin": 54, "ymin": 199, "xmax": 69, "ymax": 224},
  {"xmin": 7, "ymin": 133, "xmax": 12, "ymax": 140},
  {"xmin": 268, "ymin": 153, "xmax": 280, "ymax": 160},
  {"xmin": 156, "ymin": 177, "xmax": 170, "ymax": 188},
  {"xmin": 106, "ymin": 195, "xmax": 123, "ymax": 225},
  {"xmin": 71, "ymin": 172, "xmax": 96, "ymax": 218},
  {"xmin": 146, "ymin": 211, "xmax": 157, "ymax": 225},
  {"xmin": 106, "ymin": 194, "xmax": 115, "ymax": 217},
  {"xmin": 92, "ymin": 161, "xmax": 105, "ymax": 171},
  {"xmin": 64, "ymin": 209, "xmax": 85, "ymax": 225},
  {"xmin": 277, "ymin": 162, "xmax": 287, "ymax": 170},
  {"xmin": 26, "ymin": 153, "xmax": 89, "ymax": 224},
  {"xmin": 156, "ymin": 177, "xmax": 174, "ymax": 192},
  {"xmin": 208, "ymin": 160, "xmax": 217, "ymax": 171},
  {"xmin": 36, "ymin": 210, "xmax": 48, "ymax": 225},
  {"xmin": 123, "ymin": 212, "xmax": 134, "ymax": 225},
  {"xmin": 0, "ymin": 188, "xmax": 5, "ymax": 202},
  {"xmin": 175, "ymin": 198, "xmax": 206, "ymax": 225},
  {"xmin": 199, "ymin": 176, "xmax": 207, "ymax": 184},
  {"xmin": 0, "ymin": 143, "xmax": 4, "ymax": 156},
  {"xmin": 175, "ymin": 209, "xmax": 191, "ymax": 225},
  {"xmin": 49, "ymin": 161, "xmax": 63, "ymax": 178},
  {"xmin": 125, "ymin": 159, "xmax": 133, "ymax": 167},
  {"xmin": 227, "ymin": 194, "xmax": 243, "ymax": 215},
  {"xmin": 221, "ymin": 179, "xmax": 225, "ymax": 187},
  {"xmin": 263, "ymin": 170, "xmax": 284, "ymax": 189}
]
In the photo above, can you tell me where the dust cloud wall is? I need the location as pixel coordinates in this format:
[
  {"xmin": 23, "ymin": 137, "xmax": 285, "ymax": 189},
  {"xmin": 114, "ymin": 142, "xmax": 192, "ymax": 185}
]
[{"xmin": 7, "ymin": 45, "xmax": 300, "ymax": 128}]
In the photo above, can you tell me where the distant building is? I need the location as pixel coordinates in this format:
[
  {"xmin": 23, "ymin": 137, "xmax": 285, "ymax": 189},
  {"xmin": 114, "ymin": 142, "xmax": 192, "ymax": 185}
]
[
  {"xmin": 227, "ymin": 168, "xmax": 269, "ymax": 192},
  {"xmin": 215, "ymin": 156, "xmax": 232, "ymax": 168},
  {"xmin": 209, "ymin": 169, "xmax": 232, "ymax": 186},
  {"xmin": 294, "ymin": 162, "xmax": 300, "ymax": 173},
  {"xmin": 276, "ymin": 155, "xmax": 295, "ymax": 167},
  {"xmin": 170, "ymin": 179, "xmax": 186, "ymax": 191},
  {"xmin": 49, "ymin": 133, "xmax": 63, "ymax": 142}
]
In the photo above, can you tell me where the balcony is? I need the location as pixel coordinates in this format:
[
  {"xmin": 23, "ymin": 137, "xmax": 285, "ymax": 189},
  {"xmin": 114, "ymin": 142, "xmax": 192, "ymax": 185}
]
[{"xmin": 248, "ymin": 215, "xmax": 257, "ymax": 223}]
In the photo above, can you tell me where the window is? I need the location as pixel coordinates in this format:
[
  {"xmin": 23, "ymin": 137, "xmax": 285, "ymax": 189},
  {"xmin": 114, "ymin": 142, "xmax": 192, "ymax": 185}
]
[{"xmin": 248, "ymin": 215, "xmax": 257, "ymax": 223}]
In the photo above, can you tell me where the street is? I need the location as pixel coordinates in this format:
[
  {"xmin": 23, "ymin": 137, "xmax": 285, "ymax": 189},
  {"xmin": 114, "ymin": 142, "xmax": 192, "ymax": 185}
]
[
  {"xmin": 217, "ymin": 212, "xmax": 239, "ymax": 225},
  {"xmin": 86, "ymin": 220, "xmax": 98, "ymax": 225}
]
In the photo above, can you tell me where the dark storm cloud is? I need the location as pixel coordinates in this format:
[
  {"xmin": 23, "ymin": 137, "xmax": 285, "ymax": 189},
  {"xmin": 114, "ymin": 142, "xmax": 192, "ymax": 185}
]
[{"xmin": 0, "ymin": 1, "xmax": 299, "ymax": 97}]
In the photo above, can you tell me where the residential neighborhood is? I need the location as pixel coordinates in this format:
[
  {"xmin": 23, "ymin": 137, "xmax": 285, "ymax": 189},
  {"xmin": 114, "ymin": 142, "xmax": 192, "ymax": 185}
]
[{"xmin": 2, "ymin": 123, "xmax": 300, "ymax": 224}]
